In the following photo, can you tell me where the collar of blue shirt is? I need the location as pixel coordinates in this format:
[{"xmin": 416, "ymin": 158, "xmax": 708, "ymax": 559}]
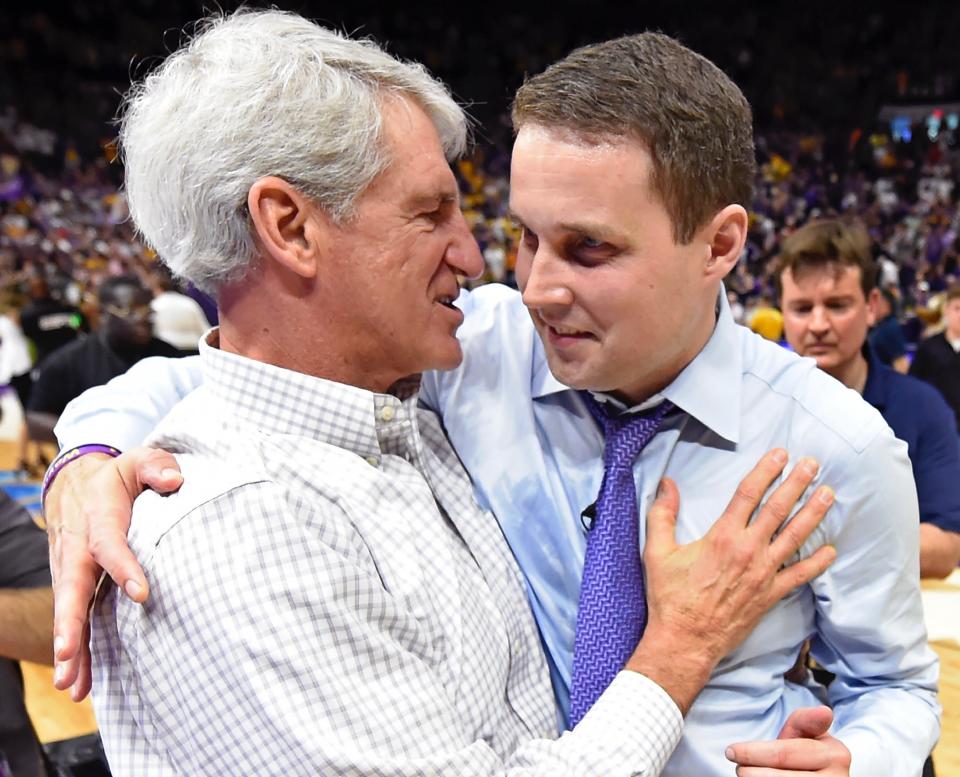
[{"xmin": 529, "ymin": 288, "xmax": 742, "ymax": 444}]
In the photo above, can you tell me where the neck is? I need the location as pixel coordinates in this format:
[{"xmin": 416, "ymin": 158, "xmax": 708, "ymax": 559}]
[
  {"xmin": 614, "ymin": 294, "xmax": 719, "ymax": 406},
  {"xmin": 828, "ymin": 352, "xmax": 869, "ymax": 394},
  {"xmin": 216, "ymin": 271, "xmax": 401, "ymax": 394},
  {"xmin": 947, "ymin": 327, "xmax": 960, "ymax": 343}
]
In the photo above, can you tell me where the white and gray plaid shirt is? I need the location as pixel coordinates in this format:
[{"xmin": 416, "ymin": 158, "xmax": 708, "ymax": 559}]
[{"xmin": 91, "ymin": 333, "xmax": 682, "ymax": 776}]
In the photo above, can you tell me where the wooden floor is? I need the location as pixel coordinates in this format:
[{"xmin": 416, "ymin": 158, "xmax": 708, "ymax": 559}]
[
  {"xmin": 2, "ymin": 441, "xmax": 958, "ymax": 771},
  {"xmin": 935, "ymin": 639, "xmax": 960, "ymax": 776}
]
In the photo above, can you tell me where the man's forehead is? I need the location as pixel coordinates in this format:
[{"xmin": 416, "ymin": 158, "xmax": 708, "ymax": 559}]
[
  {"xmin": 785, "ymin": 262, "xmax": 862, "ymax": 288},
  {"xmin": 513, "ymin": 122, "xmax": 647, "ymax": 159}
]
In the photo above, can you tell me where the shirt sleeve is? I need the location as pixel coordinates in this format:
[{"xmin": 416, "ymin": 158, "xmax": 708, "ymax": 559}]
[
  {"xmin": 94, "ymin": 482, "xmax": 682, "ymax": 777},
  {"xmin": 912, "ymin": 390, "xmax": 960, "ymax": 533},
  {"xmin": 54, "ymin": 354, "xmax": 203, "ymax": 452},
  {"xmin": 0, "ymin": 493, "xmax": 51, "ymax": 589},
  {"xmin": 805, "ymin": 428, "xmax": 940, "ymax": 777}
]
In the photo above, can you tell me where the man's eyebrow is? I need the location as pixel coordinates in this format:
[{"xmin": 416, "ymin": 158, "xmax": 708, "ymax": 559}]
[
  {"xmin": 824, "ymin": 294, "xmax": 857, "ymax": 302},
  {"xmin": 507, "ymin": 213, "xmax": 627, "ymax": 244},
  {"xmin": 407, "ymin": 190, "xmax": 458, "ymax": 211},
  {"xmin": 558, "ymin": 220, "xmax": 628, "ymax": 243}
]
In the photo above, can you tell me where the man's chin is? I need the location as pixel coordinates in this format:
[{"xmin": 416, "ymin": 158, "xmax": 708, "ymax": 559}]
[{"xmin": 426, "ymin": 342, "xmax": 464, "ymax": 373}]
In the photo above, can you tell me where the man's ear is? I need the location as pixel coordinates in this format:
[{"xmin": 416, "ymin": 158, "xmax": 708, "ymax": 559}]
[
  {"xmin": 247, "ymin": 176, "xmax": 327, "ymax": 280},
  {"xmin": 702, "ymin": 204, "xmax": 748, "ymax": 280},
  {"xmin": 866, "ymin": 287, "xmax": 882, "ymax": 326}
]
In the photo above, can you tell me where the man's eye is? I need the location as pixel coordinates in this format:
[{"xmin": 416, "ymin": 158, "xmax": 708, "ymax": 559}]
[
  {"xmin": 521, "ymin": 227, "xmax": 539, "ymax": 247},
  {"xmin": 581, "ymin": 237, "xmax": 605, "ymax": 249}
]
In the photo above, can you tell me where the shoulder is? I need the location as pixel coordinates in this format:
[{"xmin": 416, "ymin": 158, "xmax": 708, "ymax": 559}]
[
  {"xmin": 740, "ymin": 330, "xmax": 889, "ymax": 455},
  {"xmin": 915, "ymin": 331, "xmax": 942, "ymax": 352},
  {"xmin": 456, "ymin": 284, "xmax": 530, "ymax": 341},
  {"xmin": 40, "ymin": 336, "xmax": 91, "ymax": 367},
  {"xmin": 882, "ymin": 366, "xmax": 950, "ymax": 410}
]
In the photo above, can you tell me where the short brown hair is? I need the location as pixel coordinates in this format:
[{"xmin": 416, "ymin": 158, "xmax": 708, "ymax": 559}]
[
  {"xmin": 511, "ymin": 33, "xmax": 755, "ymax": 244},
  {"xmin": 774, "ymin": 218, "xmax": 878, "ymax": 300}
]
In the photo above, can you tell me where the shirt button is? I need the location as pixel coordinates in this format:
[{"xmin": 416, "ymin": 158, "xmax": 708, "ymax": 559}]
[
  {"xmin": 380, "ymin": 406, "xmax": 395, "ymax": 422},
  {"xmin": 365, "ymin": 456, "xmax": 379, "ymax": 467}
]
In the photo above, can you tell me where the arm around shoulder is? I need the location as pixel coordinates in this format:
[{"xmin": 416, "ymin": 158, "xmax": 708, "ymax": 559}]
[{"xmin": 55, "ymin": 353, "xmax": 204, "ymax": 452}]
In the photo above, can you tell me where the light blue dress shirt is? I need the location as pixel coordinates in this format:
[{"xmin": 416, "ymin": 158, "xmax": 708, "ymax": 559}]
[{"xmin": 57, "ymin": 284, "xmax": 940, "ymax": 777}]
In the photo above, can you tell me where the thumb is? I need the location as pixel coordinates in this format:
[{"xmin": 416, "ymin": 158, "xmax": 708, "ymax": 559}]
[
  {"xmin": 645, "ymin": 477, "xmax": 680, "ymax": 555},
  {"xmin": 123, "ymin": 447, "xmax": 183, "ymax": 495},
  {"xmin": 778, "ymin": 706, "xmax": 833, "ymax": 740}
]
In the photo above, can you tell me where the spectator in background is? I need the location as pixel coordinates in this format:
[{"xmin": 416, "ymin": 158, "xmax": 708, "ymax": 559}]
[
  {"xmin": 867, "ymin": 286, "xmax": 909, "ymax": 373},
  {"xmin": 18, "ymin": 275, "xmax": 86, "ymax": 369},
  {"xmin": 12, "ymin": 277, "xmax": 87, "ymax": 476},
  {"xmin": 26, "ymin": 275, "xmax": 181, "ymax": 442},
  {"xmin": 0, "ymin": 491, "xmax": 53, "ymax": 777},
  {"xmin": 778, "ymin": 218, "xmax": 960, "ymax": 579},
  {"xmin": 746, "ymin": 294, "xmax": 784, "ymax": 342},
  {"xmin": 0, "ymin": 297, "xmax": 35, "ymax": 474},
  {"xmin": 911, "ymin": 284, "xmax": 960, "ymax": 433},
  {"xmin": 147, "ymin": 268, "xmax": 211, "ymax": 354}
]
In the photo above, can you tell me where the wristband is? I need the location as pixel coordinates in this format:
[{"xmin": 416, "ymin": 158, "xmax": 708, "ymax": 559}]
[{"xmin": 41, "ymin": 444, "xmax": 121, "ymax": 512}]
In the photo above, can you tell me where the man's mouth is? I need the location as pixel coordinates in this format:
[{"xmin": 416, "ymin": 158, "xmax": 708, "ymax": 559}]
[
  {"xmin": 435, "ymin": 294, "xmax": 457, "ymax": 309},
  {"xmin": 548, "ymin": 323, "xmax": 591, "ymax": 337}
]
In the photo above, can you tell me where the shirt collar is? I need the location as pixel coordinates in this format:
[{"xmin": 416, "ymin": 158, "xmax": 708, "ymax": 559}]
[
  {"xmin": 199, "ymin": 329, "xmax": 416, "ymax": 464},
  {"xmin": 530, "ymin": 286, "xmax": 742, "ymax": 444}
]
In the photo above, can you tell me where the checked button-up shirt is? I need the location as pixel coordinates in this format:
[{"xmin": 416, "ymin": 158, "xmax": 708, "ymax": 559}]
[{"xmin": 90, "ymin": 332, "xmax": 683, "ymax": 776}]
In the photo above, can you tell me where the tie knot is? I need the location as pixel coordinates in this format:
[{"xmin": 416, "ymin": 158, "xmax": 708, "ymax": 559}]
[{"xmin": 584, "ymin": 395, "xmax": 673, "ymax": 469}]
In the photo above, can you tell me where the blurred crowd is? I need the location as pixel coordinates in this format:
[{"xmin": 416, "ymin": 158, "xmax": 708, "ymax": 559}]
[
  {"xmin": 2, "ymin": 100, "xmax": 960, "ymax": 404},
  {"xmin": 1, "ymin": 3, "xmax": 960, "ymax": 476}
]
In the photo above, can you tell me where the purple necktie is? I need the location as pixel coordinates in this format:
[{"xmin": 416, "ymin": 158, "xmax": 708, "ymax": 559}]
[{"xmin": 568, "ymin": 394, "xmax": 673, "ymax": 727}]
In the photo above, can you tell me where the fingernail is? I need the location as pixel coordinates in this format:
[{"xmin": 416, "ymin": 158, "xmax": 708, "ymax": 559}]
[
  {"xmin": 53, "ymin": 664, "xmax": 65, "ymax": 686},
  {"xmin": 803, "ymin": 458, "xmax": 819, "ymax": 476},
  {"xmin": 161, "ymin": 468, "xmax": 180, "ymax": 480},
  {"xmin": 818, "ymin": 486, "xmax": 834, "ymax": 505},
  {"xmin": 772, "ymin": 449, "xmax": 788, "ymax": 464},
  {"xmin": 656, "ymin": 479, "xmax": 665, "ymax": 498},
  {"xmin": 54, "ymin": 636, "xmax": 64, "ymax": 658},
  {"xmin": 124, "ymin": 579, "xmax": 143, "ymax": 599},
  {"xmin": 725, "ymin": 746, "xmax": 735, "ymax": 761}
]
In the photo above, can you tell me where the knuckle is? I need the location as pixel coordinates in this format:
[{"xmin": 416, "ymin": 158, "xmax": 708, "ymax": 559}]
[
  {"xmin": 762, "ymin": 498, "xmax": 791, "ymax": 525},
  {"xmin": 735, "ymin": 482, "xmax": 763, "ymax": 506},
  {"xmin": 778, "ymin": 521, "xmax": 805, "ymax": 552}
]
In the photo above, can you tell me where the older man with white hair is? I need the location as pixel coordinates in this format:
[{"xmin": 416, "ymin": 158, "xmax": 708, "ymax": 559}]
[{"xmin": 47, "ymin": 10, "xmax": 841, "ymax": 777}]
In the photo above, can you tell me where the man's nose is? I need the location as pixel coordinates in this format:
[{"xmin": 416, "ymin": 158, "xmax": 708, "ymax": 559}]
[{"xmin": 519, "ymin": 249, "xmax": 573, "ymax": 311}]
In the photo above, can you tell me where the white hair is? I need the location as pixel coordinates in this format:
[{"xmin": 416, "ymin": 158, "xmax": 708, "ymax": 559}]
[{"xmin": 119, "ymin": 9, "xmax": 468, "ymax": 292}]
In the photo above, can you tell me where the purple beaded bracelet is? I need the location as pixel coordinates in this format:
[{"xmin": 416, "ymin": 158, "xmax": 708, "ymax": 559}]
[{"xmin": 41, "ymin": 444, "xmax": 121, "ymax": 512}]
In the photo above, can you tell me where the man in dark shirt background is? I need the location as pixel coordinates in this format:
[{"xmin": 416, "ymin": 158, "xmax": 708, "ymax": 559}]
[
  {"xmin": 911, "ymin": 284, "xmax": 960, "ymax": 432},
  {"xmin": 0, "ymin": 490, "xmax": 53, "ymax": 777},
  {"xmin": 18, "ymin": 276, "xmax": 86, "ymax": 370},
  {"xmin": 778, "ymin": 218, "xmax": 960, "ymax": 579},
  {"xmin": 26, "ymin": 276, "xmax": 182, "ymax": 443}
]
